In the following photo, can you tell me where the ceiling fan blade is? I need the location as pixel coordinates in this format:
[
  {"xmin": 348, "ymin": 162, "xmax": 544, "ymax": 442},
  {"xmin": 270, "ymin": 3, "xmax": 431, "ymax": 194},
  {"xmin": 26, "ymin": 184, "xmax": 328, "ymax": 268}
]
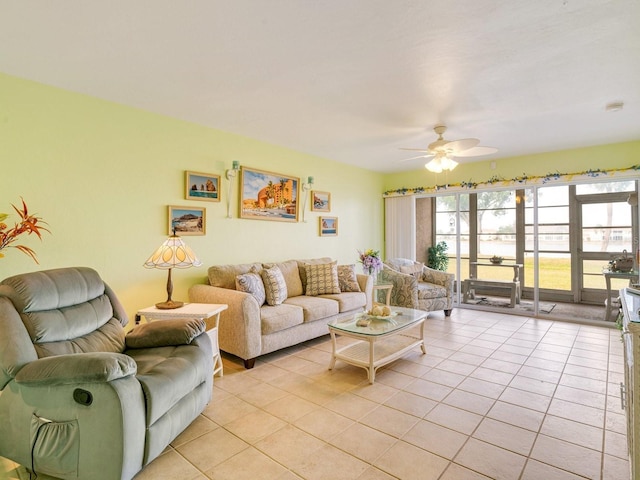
[
  {"xmin": 397, "ymin": 153, "xmax": 435, "ymax": 163},
  {"xmin": 445, "ymin": 138, "xmax": 480, "ymax": 153},
  {"xmin": 399, "ymin": 148, "xmax": 430, "ymax": 152},
  {"xmin": 453, "ymin": 146, "xmax": 498, "ymax": 157}
]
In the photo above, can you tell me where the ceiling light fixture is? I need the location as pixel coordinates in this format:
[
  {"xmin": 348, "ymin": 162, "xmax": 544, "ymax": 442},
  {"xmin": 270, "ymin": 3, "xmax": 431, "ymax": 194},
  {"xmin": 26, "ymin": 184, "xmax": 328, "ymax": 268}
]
[{"xmin": 425, "ymin": 152, "xmax": 458, "ymax": 173}]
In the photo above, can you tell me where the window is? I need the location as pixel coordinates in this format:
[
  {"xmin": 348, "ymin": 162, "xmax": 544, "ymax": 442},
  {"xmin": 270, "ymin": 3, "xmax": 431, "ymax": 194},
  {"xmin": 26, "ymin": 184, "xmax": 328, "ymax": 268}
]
[{"xmin": 430, "ymin": 179, "xmax": 638, "ymax": 307}]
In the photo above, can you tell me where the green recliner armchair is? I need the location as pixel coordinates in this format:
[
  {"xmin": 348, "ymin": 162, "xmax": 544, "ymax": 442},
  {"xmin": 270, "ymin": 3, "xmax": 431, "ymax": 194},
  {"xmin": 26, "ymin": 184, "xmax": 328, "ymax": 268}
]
[{"xmin": 0, "ymin": 267, "xmax": 213, "ymax": 480}]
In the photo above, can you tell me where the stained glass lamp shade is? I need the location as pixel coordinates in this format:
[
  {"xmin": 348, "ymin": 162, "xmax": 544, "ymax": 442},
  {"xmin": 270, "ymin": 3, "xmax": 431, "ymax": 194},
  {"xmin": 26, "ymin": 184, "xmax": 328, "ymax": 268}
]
[{"xmin": 143, "ymin": 233, "xmax": 202, "ymax": 309}]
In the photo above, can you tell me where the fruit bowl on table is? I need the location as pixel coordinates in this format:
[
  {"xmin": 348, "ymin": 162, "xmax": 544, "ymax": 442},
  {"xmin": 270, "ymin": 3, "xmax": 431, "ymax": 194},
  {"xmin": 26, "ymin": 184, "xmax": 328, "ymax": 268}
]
[
  {"xmin": 366, "ymin": 306, "xmax": 396, "ymax": 319},
  {"xmin": 367, "ymin": 311, "xmax": 399, "ymax": 320}
]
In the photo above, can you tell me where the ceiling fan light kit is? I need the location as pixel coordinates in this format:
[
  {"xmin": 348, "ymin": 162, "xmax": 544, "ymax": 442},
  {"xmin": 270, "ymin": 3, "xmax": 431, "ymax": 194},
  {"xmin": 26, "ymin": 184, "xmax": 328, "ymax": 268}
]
[
  {"xmin": 401, "ymin": 124, "xmax": 497, "ymax": 172},
  {"xmin": 425, "ymin": 153, "xmax": 458, "ymax": 173}
]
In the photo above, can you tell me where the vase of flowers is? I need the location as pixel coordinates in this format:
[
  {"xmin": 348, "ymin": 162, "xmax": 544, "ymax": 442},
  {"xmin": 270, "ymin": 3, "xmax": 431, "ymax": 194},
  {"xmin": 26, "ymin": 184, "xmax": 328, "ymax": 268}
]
[
  {"xmin": 358, "ymin": 249, "xmax": 383, "ymax": 276},
  {"xmin": 0, "ymin": 198, "xmax": 49, "ymax": 264}
]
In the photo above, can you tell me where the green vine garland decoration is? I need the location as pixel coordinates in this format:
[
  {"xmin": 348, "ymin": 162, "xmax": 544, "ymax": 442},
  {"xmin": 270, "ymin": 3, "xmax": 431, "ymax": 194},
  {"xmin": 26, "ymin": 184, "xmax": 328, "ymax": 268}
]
[{"xmin": 384, "ymin": 164, "xmax": 640, "ymax": 197}]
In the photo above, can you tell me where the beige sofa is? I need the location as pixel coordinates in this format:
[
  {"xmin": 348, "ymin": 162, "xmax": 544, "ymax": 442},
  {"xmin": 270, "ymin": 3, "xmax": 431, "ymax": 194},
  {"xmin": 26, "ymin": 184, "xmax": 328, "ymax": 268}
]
[{"xmin": 189, "ymin": 258, "xmax": 373, "ymax": 368}]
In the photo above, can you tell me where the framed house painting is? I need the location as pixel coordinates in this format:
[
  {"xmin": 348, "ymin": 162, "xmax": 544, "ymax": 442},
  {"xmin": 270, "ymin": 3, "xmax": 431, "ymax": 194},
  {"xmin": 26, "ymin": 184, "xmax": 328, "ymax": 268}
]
[
  {"xmin": 168, "ymin": 206, "xmax": 206, "ymax": 236},
  {"xmin": 311, "ymin": 190, "xmax": 331, "ymax": 212},
  {"xmin": 185, "ymin": 171, "xmax": 221, "ymax": 202},
  {"xmin": 319, "ymin": 216, "xmax": 338, "ymax": 236},
  {"xmin": 239, "ymin": 167, "xmax": 300, "ymax": 222}
]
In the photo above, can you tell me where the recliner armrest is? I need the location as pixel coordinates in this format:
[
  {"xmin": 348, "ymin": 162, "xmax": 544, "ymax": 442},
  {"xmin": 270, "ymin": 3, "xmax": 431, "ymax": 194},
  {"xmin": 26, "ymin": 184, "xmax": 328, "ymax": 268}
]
[
  {"xmin": 125, "ymin": 318, "xmax": 206, "ymax": 349},
  {"xmin": 15, "ymin": 352, "xmax": 136, "ymax": 386}
]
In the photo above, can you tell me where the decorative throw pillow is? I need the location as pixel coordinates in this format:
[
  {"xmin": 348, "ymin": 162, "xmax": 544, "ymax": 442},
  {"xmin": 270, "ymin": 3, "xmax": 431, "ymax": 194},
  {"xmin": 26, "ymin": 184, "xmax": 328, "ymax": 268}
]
[
  {"xmin": 261, "ymin": 266, "xmax": 288, "ymax": 306},
  {"xmin": 337, "ymin": 264, "xmax": 361, "ymax": 292},
  {"xmin": 305, "ymin": 261, "xmax": 340, "ymax": 296},
  {"xmin": 235, "ymin": 271, "xmax": 266, "ymax": 306},
  {"xmin": 296, "ymin": 257, "xmax": 334, "ymax": 291},
  {"xmin": 263, "ymin": 259, "xmax": 303, "ymax": 297},
  {"xmin": 400, "ymin": 263, "xmax": 424, "ymax": 279}
]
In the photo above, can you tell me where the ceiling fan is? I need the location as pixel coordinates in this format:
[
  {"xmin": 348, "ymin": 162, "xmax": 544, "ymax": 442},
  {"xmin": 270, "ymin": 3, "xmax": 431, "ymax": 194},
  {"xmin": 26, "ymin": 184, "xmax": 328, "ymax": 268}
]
[{"xmin": 400, "ymin": 125, "xmax": 497, "ymax": 173}]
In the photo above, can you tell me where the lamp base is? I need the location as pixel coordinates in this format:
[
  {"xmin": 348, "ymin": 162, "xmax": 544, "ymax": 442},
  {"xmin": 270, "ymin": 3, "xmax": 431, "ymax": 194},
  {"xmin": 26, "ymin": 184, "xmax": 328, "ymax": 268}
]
[{"xmin": 155, "ymin": 300, "xmax": 184, "ymax": 310}]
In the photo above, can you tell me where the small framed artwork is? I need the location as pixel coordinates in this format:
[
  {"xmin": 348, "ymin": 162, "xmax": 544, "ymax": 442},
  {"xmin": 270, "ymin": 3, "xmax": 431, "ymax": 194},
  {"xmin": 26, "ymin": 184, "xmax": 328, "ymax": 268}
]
[
  {"xmin": 185, "ymin": 171, "xmax": 221, "ymax": 202},
  {"xmin": 240, "ymin": 166, "xmax": 300, "ymax": 222},
  {"xmin": 168, "ymin": 206, "xmax": 206, "ymax": 236},
  {"xmin": 311, "ymin": 191, "xmax": 331, "ymax": 212},
  {"xmin": 319, "ymin": 216, "xmax": 338, "ymax": 236}
]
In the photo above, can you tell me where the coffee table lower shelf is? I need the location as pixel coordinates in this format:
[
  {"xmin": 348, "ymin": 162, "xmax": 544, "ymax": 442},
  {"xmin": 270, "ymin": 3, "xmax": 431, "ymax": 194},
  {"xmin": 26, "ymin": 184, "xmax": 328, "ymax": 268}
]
[{"xmin": 329, "ymin": 331, "xmax": 426, "ymax": 384}]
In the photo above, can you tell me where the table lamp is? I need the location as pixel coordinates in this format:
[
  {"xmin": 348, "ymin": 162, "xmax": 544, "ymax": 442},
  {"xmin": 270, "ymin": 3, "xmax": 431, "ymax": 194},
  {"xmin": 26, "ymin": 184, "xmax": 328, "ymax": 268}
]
[{"xmin": 143, "ymin": 231, "xmax": 202, "ymax": 309}]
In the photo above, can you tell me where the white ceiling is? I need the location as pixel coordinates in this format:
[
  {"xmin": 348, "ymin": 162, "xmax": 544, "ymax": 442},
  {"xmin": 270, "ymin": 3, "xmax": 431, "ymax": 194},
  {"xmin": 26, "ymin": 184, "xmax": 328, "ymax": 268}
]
[{"xmin": 1, "ymin": 1, "xmax": 639, "ymax": 173}]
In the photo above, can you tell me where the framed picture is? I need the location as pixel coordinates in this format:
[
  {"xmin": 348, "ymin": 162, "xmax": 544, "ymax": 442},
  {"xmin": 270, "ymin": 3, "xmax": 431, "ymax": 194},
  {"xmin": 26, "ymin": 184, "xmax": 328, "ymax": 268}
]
[
  {"xmin": 168, "ymin": 206, "xmax": 206, "ymax": 236},
  {"xmin": 240, "ymin": 167, "xmax": 300, "ymax": 222},
  {"xmin": 185, "ymin": 171, "xmax": 220, "ymax": 202},
  {"xmin": 319, "ymin": 216, "xmax": 338, "ymax": 236},
  {"xmin": 311, "ymin": 190, "xmax": 331, "ymax": 212}
]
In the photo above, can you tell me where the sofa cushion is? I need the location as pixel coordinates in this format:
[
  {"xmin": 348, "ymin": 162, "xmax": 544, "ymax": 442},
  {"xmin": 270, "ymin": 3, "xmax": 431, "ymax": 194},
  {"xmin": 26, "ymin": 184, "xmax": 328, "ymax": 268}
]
[
  {"xmin": 284, "ymin": 295, "xmax": 339, "ymax": 322},
  {"xmin": 208, "ymin": 263, "xmax": 262, "ymax": 290},
  {"xmin": 263, "ymin": 260, "xmax": 303, "ymax": 297},
  {"xmin": 260, "ymin": 304, "xmax": 304, "ymax": 334},
  {"xmin": 386, "ymin": 258, "xmax": 416, "ymax": 271},
  {"xmin": 417, "ymin": 282, "xmax": 447, "ymax": 300},
  {"xmin": 235, "ymin": 271, "xmax": 266, "ymax": 306},
  {"xmin": 319, "ymin": 292, "xmax": 366, "ymax": 312},
  {"xmin": 337, "ymin": 264, "xmax": 361, "ymax": 292},
  {"xmin": 261, "ymin": 266, "xmax": 288, "ymax": 306},
  {"xmin": 305, "ymin": 261, "xmax": 340, "ymax": 296},
  {"xmin": 400, "ymin": 263, "xmax": 424, "ymax": 279},
  {"xmin": 296, "ymin": 257, "xmax": 333, "ymax": 291}
]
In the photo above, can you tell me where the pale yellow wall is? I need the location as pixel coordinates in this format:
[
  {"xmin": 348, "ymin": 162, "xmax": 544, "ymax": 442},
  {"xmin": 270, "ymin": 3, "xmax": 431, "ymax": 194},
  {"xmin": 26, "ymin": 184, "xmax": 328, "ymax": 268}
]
[
  {"xmin": 0, "ymin": 73, "xmax": 384, "ymax": 320},
  {"xmin": 3, "ymin": 72, "xmax": 639, "ymax": 321},
  {"xmin": 384, "ymin": 141, "xmax": 640, "ymax": 192}
]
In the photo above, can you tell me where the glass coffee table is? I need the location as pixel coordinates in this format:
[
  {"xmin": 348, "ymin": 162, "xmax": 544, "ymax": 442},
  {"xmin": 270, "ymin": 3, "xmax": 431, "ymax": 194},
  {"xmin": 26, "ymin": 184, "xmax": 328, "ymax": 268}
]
[{"xmin": 328, "ymin": 306, "xmax": 428, "ymax": 384}]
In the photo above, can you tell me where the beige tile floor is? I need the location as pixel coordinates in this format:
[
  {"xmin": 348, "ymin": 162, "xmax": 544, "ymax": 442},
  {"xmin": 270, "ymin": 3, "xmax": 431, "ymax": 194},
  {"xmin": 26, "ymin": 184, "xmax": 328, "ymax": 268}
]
[{"xmin": 0, "ymin": 308, "xmax": 631, "ymax": 480}]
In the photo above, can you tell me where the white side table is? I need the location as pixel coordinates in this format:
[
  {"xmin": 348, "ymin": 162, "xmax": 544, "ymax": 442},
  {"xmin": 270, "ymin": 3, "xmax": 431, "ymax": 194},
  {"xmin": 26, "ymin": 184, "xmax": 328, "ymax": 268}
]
[{"xmin": 135, "ymin": 303, "xmax": 228, "ymax": 377}]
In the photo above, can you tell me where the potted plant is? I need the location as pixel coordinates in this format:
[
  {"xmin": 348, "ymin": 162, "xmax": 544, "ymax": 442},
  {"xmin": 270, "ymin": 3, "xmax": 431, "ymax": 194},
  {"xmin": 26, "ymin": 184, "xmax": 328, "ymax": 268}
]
[
  {"xmin": 0, "ymin": 198, "xmax": 49, "ymax": 263},
  {"xmin": 358, "ymin": 249, "xmax": 383, "ymax": 275},
  {"xmin": 427, "ymin": 241, "xmax": 449, "ymax": 271}
]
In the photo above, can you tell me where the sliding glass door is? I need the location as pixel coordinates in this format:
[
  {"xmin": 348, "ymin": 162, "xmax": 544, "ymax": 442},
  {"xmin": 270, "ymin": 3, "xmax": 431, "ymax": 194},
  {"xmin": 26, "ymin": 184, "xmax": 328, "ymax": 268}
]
[
  {"xmin": 430, "ymin": 179, "xmax": 638, "ymax": 321},
  {"xmin": 578, "ymin": 181, "xmax": 637, "ymax": 305}
]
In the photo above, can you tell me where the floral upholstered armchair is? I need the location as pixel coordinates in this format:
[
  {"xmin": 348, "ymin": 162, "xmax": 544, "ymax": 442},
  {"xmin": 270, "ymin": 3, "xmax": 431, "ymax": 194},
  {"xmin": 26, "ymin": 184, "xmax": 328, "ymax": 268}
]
[{"xmin": 379, "ymin": 258, "xmax": 454, "ymax": 316}]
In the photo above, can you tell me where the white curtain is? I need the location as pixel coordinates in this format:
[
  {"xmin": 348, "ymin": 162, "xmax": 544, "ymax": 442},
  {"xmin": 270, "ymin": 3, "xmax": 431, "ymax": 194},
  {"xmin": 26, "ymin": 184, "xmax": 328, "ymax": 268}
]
[{"xmin": 384, "ymin": 196, "xmax": 416, "ymax": 260}]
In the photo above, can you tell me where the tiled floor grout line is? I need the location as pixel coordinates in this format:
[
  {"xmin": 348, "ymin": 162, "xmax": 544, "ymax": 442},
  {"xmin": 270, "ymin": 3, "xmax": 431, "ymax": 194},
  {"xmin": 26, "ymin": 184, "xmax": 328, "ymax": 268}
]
[
  {"xmin": 374, "ymin": 315, "xmax": 541, "ymax": 479},
  {"xmin": 167, "ymin": 314, "xmax": 626, "ymax": 479},
  {"xmin": 404, "ymin": 316, "xmax": 619, "ymax": 479},
  {"xmin": 513, "ymin": 318, "xmax": 583, "ymax": 480},
  {"xmin": 414, "ymin": 315, "xmax": 616, "ymax": 479},
  {"xmin": 1, "ymin": 312, "xmax": 628, "ymax": 480},
  {"xmin": 444, "ymin": 315, "xmax": 560, "ymax": 480}
]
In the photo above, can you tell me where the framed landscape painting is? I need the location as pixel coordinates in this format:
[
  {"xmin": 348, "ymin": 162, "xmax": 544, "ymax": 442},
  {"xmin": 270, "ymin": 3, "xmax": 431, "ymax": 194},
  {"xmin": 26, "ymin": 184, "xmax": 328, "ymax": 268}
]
[
  {"xmin": 168, "ymin": 206, "xmax": 206, "ymax": 236},
  {"xmin": 239, "ymin": 167, "xmax": 300, "ymax": 222},
  {"xmin": 311, "ymin": 191, "xmax": 331, "ymax": 212},
  {"xmin": 185, "ymin": 171, "xmax": 220, "ymax": 202},
  {"xmin": 319, "ymin": 216, "xmax": 338, "ymax": 236}
]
